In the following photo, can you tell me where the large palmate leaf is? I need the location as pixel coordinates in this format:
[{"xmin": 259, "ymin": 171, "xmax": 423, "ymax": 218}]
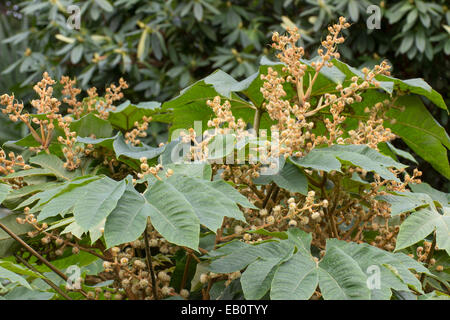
[
  {"xmin": 396, "ymin": 208, "xmax": 450, "ymax": 255},
  {"xmin": 206, "ymin": 180, "xmax": 257, "ymax": 209},
  {"xmin": 290, "ymin": 144, "xmax": 406, "ymax": 181},
  {"xmin": 26, "ymin": 175, "xmax": 124, "ymax": 240},
  {"xmin": 165, "ymin": 175, "xmax": 246, "ymax": 232},
  {"xmin": 141, "ymin": 173, "xmax": 255, "ymax": 250},
  {"xmin": 104, "ymin": 172, "xmax": 252, "ymax": 248},
  {"xmin": 207, "ymin": 228, "xmax": 428, "ymax": 300}
]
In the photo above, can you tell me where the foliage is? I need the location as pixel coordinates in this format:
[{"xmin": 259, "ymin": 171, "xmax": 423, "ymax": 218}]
[
  {"xmin": 1, "ymin": 0, "xmax": 449, "ymax": 190},
  {"xmin": 0, "ymin": 16, "xmax": 448, "ymax": 301}
]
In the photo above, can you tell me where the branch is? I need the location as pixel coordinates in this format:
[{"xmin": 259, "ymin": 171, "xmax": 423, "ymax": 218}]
[
  {"xmin": 143, "ymin": 223, "xmax": 158, "ymax": 300},
  {"xmin": 420, "ymin": 232, "xmax": 437, "ymax": 285},
  {"xmin": 15, "ymin": 254, "xmax": 72, "ymax": 300}
]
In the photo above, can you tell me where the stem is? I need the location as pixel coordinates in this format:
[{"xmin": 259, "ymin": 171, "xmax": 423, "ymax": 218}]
[
  {"xmin": 15, "ymin": 254, "xmax": 72, "ymax": 300},
  {"xmin": 0, "ymin": 221, "xmax": 68, "ymax": 282},
  {"xmin": 214, "ymin": 218, "xmax": 227, "ymax": 249},
  {"xmin": 420, "ymin": 232, "xmax": 437, "ymax": 284},
  {"xmin": 262, "ymin": 183, "xmax": 275, "ymax": 209},
  {"xmin": 323, "ymin": 173, "xmax": 339, "ymax": 239},
  {"xmin": 24, "ymin": 121, "xmax": 43, "ymax": 144},
  {"xmin": 143, "ymin": 224, "xmax": 158, "ymax": 300},
  {"xmin": 253, "ymin": 108, "xmax": 262, "ymax": 136},
  {"xmin": 180, "ymin": 254, "xmax": 192, "ymax": 291}
]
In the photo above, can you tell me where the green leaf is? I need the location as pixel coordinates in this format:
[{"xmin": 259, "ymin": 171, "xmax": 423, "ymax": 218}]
[
  {"xmin": 2, "ymin": 168, "xmax": 56, "ymax": 180},
  {"xmin": 207, "ymin": 180, "xmax": 257, "ymax": 209},
  {"xmin": 161, "ymin": 70, "xmax": 253, "ymax": 137},
  {"xmin": 386, "ymin": 142, "xmax": 418, "ymax": 164},
  {"xmin": 270, "ymin": 251, "xmax": 318, "ymax": 300},
  {"xmin": 318, "ymin": 245, "xmax": 371, "ymax": 300},
  {"xmin": 348, "ymin": 0, "xmax": 360, "ymax": 22},
  {"xmin": 240, "ymin": 258, "xmax": 280, "ymax": 300},
  {"xmin": 29, "ymin": 154, "xmax": 79, "ymax": 181},
  {"xmin": 77, "ymin": 133, "xmax": 118, "ymax": 150},
  {"xmin": 113, "ymin": 134, "xmax": 166, "ymax": 161},
  {"xmin": 415, "ymin": 29, "xmax": 426, "ymax": 53},
  {"xmin": 144, "ymin": 180, "xmax": 200, "ymax": 250},
  {"xmin": 70, "ymin": 44, "xmax": 83, "ymax": 64},
  {"xmin": 108, "ymin": 100, "xmax": 162, "ymax": 131},
  {"xmin": 193, "ymin": 2, "xmax": 203, "ymax": 21},
  {"xmin": 0, "ymin": 184, "xmax": 11, "ymax": 204},
  {"xmin": 73, "ymin": 177, "xmax": 126, "ymax": 231},
  {"xmin": 0, "ymin": 266, "xmax": 31, "ymax": 289},
  {"xmin": 385, "ymin": 96, "xmax": 450, "ymax": 178},
  {"xmin": 396, "ymin": 208, "xmax": 450, "ymax": 255},
  {"xmin": 70, "ymin": 113, "xmax": 113, "ymax": 138},
  {"xmin": 254, "ymin": 158, "xmax": 308, "ymax": 195},
  {"xmin": 291, "ymin": 144, "xmax": 406, "ymax": 181},
  {"xmin": 165, "ymin": 163, "xmax": 212, "ymax": 180},
  {"xmin": 2, "ymin": 287, "xmax": 54, "ymax": 300},
  {"xmin": 25, "ymin": 176, "xmax": 99, "ymax": 214},
  {"xmin": 376, "ymin": 192, "xmax": 433, "ymax": 215},
  {"xmin": 207, "ymin": 229, "xmax": 427, "ymax": 299},
  {"xmin": 165, "ymin": 175, "xmax": 245, "ymax": 232},
  {"xmin": 104, "ymin": 183, "xmax": 151, "ymax": 248},
  {"xmin": 328, "ymin": 239, "xmax": 428, "ymax": 298},
  {"xmin": 0, "ymin": 214, "xmax": 33, "ymax": 258},
  {"xmin": 32, "ymin": 176, "xmax": 103, "ymax": 221},
  {"xmin": 0, "ymin": 260, "xmax": 41, "ymax": 279},
  {"xmin": 408, "ymin": 183, "xmax": 449, "ymax": 206},
  {"xmin": 94, "ymin": 0, "xmax": 113, "ymax": 12}
]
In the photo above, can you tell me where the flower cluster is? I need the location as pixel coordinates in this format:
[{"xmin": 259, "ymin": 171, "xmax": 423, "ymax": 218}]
[
  {"xmin": 0, "ymin": 73, "xmax": 132, "ymax": 170},
  {"xmin": 125, "ymin": 116, "xmax": 152, "ymax": 146}
]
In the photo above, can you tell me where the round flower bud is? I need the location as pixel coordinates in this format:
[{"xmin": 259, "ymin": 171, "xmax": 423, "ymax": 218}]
[
  {"xmin": 311, "ymin": 211, "xmax": 321, "ymax": 220},
  {"xmin": 180, "ymin": 289, "xmax": 189, "ymax": 299},
  {"xmin": 200, "ymin": 273, "xmax": 209, "ymax": 284},
  {"xmin": 288, "ymin": 220, "xmax": 297, "ymax": 227},
  {"xmin": 234, "ymin": 225, "xmax": 243, "ymax": 234},
  {"xmin": 139, "ymin": 279, "xmax": 149, "ymax": 289},
  {"xmin": 161, "ymin": 286, "xmax": 172, "ymax": 296}
]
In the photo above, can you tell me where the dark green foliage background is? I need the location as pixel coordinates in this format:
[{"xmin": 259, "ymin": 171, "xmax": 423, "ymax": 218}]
[{"xmin": 0, "ymin": 0, "xmax": 449, "ymax": 190}]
